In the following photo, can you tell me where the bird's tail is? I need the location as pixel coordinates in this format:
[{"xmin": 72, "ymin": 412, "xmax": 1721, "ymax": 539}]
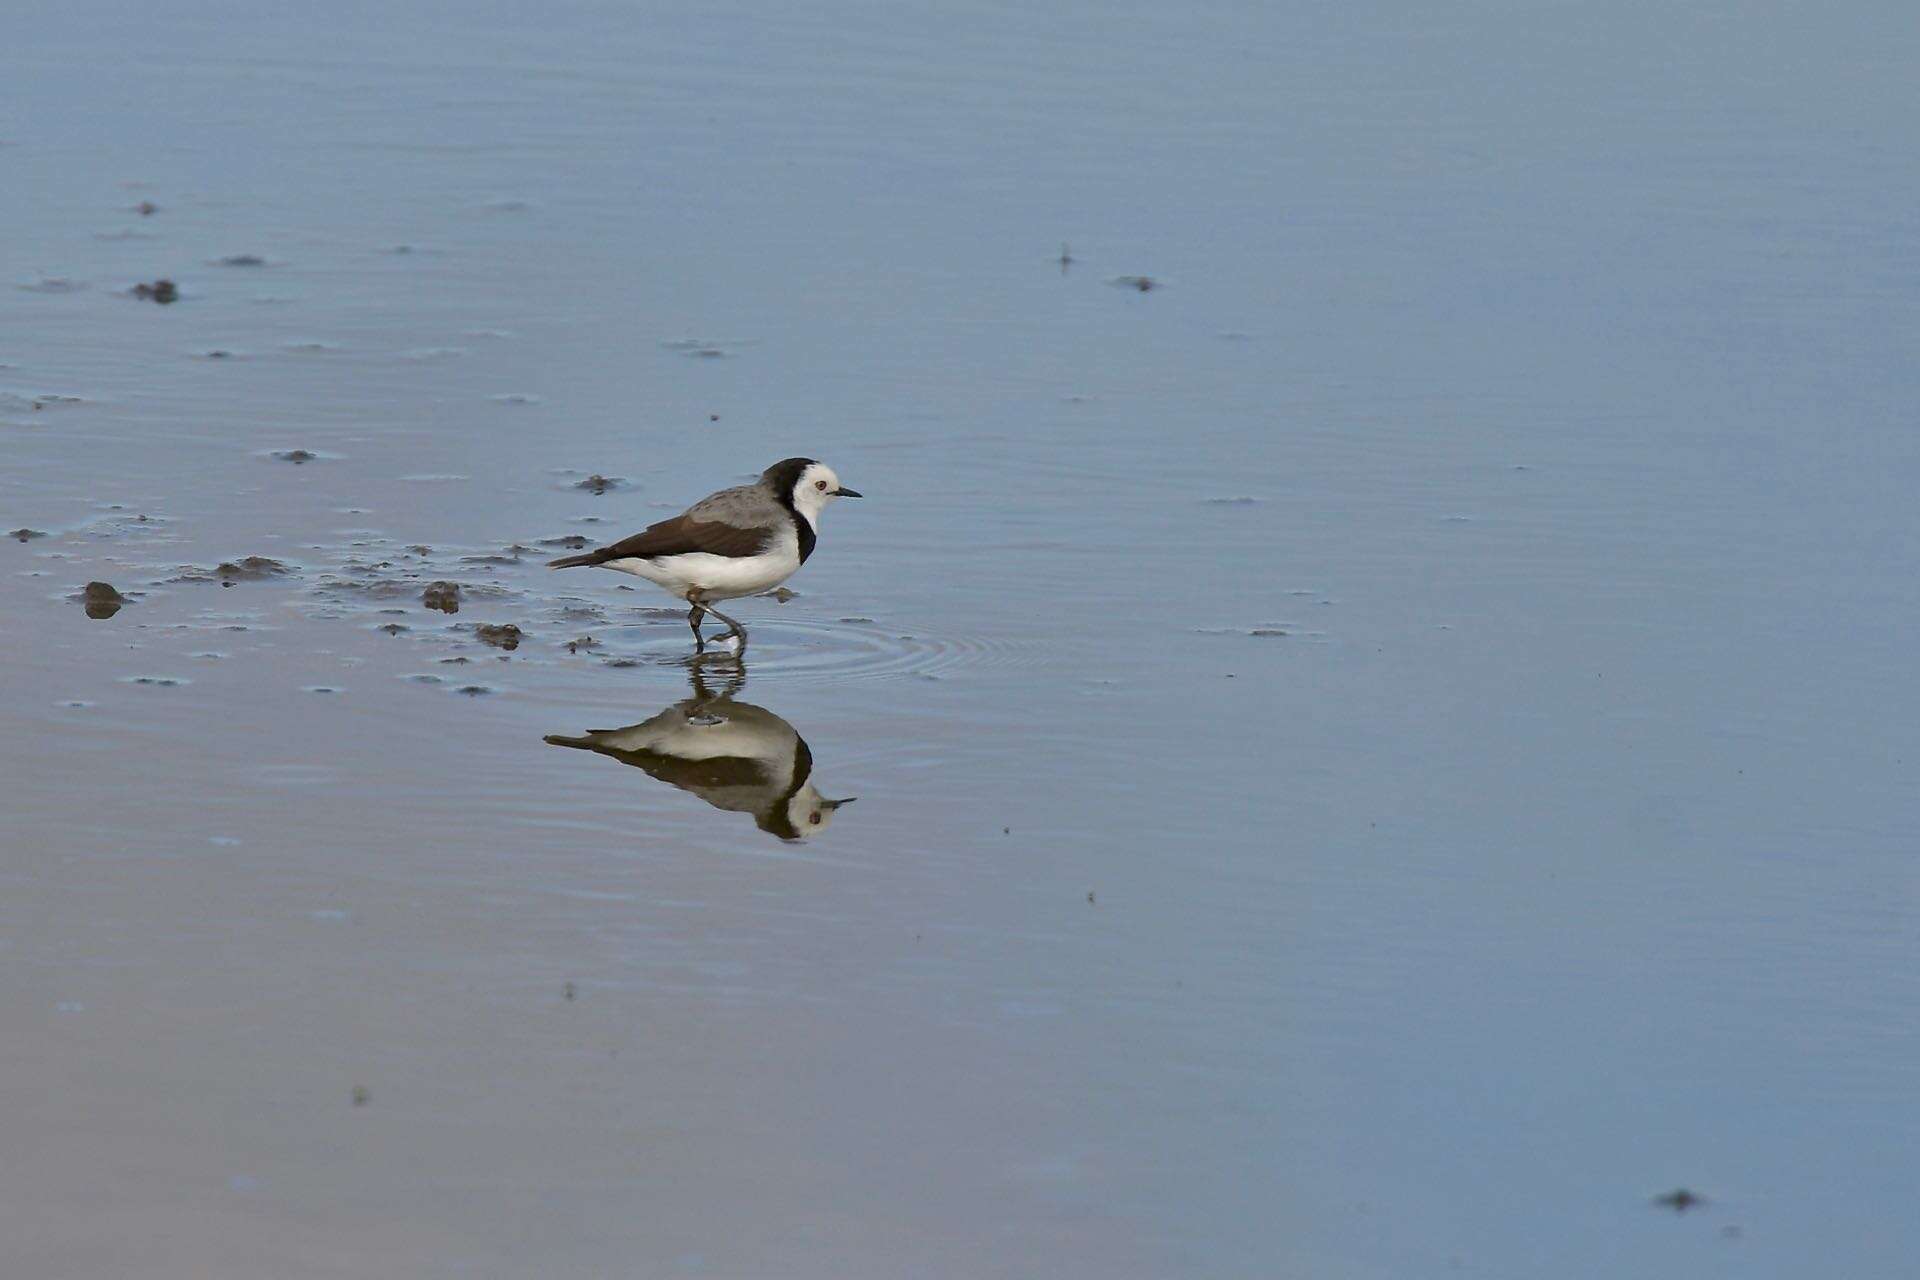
[{"xmin": 547, "ymin": 552, "xmax": 599, "ymax": 569}]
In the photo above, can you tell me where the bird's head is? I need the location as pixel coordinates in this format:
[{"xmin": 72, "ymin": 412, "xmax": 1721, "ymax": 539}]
[{"xmin": 766, "ymin": 457, "xmax": 862, "ymax": 520}]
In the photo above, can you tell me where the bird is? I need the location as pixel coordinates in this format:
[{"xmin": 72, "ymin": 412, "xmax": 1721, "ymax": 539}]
[
  {"xmin": 547, "ymin": 457, "xmax": 861, "ymax": 651},
  {"xmin": 544, "ymin": 665, "xmax": 855, "ymax": 840}
]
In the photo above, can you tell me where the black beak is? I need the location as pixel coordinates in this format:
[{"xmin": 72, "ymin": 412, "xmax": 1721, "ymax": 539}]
[{"xmin": 832, "ymin": 487, "xmax": 862, "ymax": 498}]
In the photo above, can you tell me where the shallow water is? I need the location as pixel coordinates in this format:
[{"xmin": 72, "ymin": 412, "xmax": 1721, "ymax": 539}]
[{"xmin": 6, "ymin": 2, "xmax": 1920, "ymax": 1276}]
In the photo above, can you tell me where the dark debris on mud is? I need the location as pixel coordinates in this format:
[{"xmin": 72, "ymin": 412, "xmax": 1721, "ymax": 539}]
[
  {"xmin": 131, "ymin": 279, "xmax": 179, "ymax": 304},
  {"xmin": 78, "ymin": 581, "xmax": 127, "ymax": 619},
  {"xmin": 1652, "ymin": 1188, "xmax": 1707, "ymax": 1213}
]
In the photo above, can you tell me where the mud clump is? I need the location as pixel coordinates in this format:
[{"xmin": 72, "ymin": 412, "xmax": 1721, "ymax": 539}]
[
  {"xmin": 565, "ymin": 635, "xmax": 598, "ymax": 654},
  {"xmin": 1110, "ymin": 275, "xmax": 1158, "ymax": 293},
  {"xmin": 131, "ymin": 279, "xmax": 178, "ymax": 304},
  {"xmin": 10, "ymin": 528, "xmax": 47, "ymax": 542},
  {"xmin": 575, "ymin": 474, "xmax": 622, "ymax": 495},
  {"xmin": 474, "ymin": 623, "xmax": 523, "ymax": 651},
  {"xmin": 80, "ymin": 581, "xmax": 126, "ymax": 619},
  {"xmin": 135, "ymin": 200, "xmax": 159, "ymax": 216},
  {"xmin": 214, "ymin": 254, "xmax": 267, "ymax": 267},
  {"xmin": 214, "ymin": 556, "xmax": 290, "ymax": 583},
  {"xmin": 422, "ymin": 581, "xmax": 461, "ymax": 613},
  {"xmin": 540, "ymin": 534, "xmax": 590, "ymax": 550},
  {"xmin": 271, "ymin": 448, "xmax": 317, "ymax": 464}
]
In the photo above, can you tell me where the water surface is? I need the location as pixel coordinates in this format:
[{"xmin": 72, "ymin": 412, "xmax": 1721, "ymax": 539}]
[{"xmin": 5, "ymin": 2, "xmax": 1920, "ymax": 1276}]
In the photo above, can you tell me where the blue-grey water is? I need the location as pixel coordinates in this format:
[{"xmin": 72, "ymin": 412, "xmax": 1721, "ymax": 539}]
[{"xmin": 5, "ymin": 3, "xmax": 1919, "ymax": 1276}]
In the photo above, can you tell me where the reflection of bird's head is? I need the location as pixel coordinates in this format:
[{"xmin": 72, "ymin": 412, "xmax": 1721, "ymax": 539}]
[{"xmin": 762, "ymin": 783, "xmax": 855, "ymax": 841}]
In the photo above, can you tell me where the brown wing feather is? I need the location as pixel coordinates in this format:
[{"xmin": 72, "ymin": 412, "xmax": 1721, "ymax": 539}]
[{"xmin": 588, "ymin": 513, "xmax": 772, "ymax": 563}]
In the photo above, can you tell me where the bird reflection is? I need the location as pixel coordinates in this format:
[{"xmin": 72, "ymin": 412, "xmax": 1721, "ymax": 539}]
[{"xmin": 544, "ymin": 658, "xmax": 855, "ymax": 841}]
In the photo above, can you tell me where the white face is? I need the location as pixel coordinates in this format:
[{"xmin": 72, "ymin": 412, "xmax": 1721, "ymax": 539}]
[
  {"xmin": 791, "ymin": 462, "xmax": 848, "ymax": 518},
  {"xmin": 783, "ymin": 785, "xmax": 849, "ymax": 839}
]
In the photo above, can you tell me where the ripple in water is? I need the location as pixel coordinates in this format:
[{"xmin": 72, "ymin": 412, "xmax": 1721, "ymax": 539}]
[{"xmin": 581, "ymin": 614, "xmax": 1036, "ymax": 683}]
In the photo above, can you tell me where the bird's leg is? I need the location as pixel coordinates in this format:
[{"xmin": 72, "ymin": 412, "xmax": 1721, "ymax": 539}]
[
  {"xmin": 687, "ymin": 602, "xmax": 707, "ymax": 651},
  {"xmin": 701, "ymin": 601, "xmax": 748, "ymax": 650}
]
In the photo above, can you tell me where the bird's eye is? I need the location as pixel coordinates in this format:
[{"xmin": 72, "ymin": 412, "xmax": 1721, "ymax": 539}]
[
  {"xmin": 809, "ymin": 812, "xmax": 822, "ymax": 824},
  {"xmin": 815, "ymin": 480, "xmax": 827, "ymax": 490}
]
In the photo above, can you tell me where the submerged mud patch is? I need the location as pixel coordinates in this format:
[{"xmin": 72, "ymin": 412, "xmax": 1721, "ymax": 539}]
[
  {"xmin": 422, "ymin": 581, "xmax": 461, "ymax": 613},
  {"xmin": 10, "ymin": 528, "xmax": 47, "ymax": 542},
  {"xmin": 473, "ymin": 623, "xmax": 523, "ymax": 651},
  {"xmin": 2, "ymin": 391, "xmax": 87, "ymax": 414},
  {"xmin": 661, "ymin": 337, "xmax": 750, "ymax": 359},
  {"xmin": 215, "ymin": 556, "xmax": 292, "ymax": 582},
  {"xmin": 167, "ymin": 556, "xmax": 294, "ymax": 585}
]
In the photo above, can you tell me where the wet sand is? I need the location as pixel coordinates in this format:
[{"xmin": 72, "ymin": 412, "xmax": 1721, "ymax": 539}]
[{"xmin": 7, "ymin": 2, "xmax": 1920, "ymax": 1276}]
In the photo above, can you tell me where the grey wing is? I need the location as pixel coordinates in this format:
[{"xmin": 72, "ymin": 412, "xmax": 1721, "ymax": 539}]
[{"xmin": 685, "ymin": 483, "xmax": 777, "ymax": 526}]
